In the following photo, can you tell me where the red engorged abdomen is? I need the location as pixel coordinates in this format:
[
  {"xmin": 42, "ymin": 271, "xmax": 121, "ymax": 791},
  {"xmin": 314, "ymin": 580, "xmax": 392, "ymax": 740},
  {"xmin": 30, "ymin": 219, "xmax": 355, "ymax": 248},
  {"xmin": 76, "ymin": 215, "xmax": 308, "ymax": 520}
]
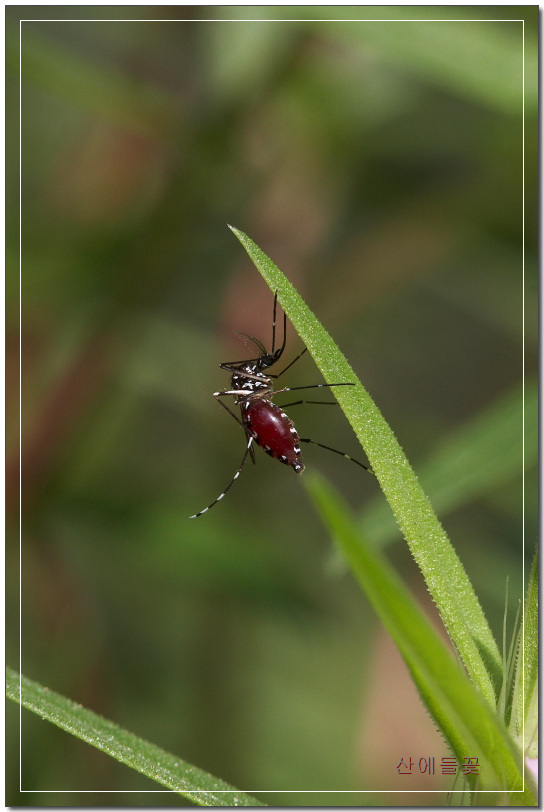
[{"xmin": 243, "ymin": 400, "xmax": 304, "ymax": 471}]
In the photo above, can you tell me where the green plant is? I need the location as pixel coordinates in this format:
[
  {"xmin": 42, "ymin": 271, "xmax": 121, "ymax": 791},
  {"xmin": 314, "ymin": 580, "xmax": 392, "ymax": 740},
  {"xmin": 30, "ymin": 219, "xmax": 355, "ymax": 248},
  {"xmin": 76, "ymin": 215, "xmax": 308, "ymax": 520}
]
[
  {"xmin": 6, "ymin": 667, "xmax": 263, "ymax": 805},
  {"xmin": 8, "ymin": 229, "xmax": 536, "ymax": 805},
  {"xmin": 228, "ymin": 227, "xmax": 537, "ymax": 805}
]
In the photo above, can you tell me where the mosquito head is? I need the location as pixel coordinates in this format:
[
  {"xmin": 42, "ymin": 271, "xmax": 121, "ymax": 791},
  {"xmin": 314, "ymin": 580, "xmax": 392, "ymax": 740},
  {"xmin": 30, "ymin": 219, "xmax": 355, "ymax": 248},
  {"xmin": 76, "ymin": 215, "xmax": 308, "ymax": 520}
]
[{"xmin": 257, "ymin": 346, "xmax": 283, "ymax": 371}]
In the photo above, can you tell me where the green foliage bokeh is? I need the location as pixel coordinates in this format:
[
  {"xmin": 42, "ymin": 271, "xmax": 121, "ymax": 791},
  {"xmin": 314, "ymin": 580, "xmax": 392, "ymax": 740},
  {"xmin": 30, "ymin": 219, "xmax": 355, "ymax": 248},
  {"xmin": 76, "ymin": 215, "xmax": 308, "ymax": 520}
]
[{"xmin": 8, "ymin": 6, "xmax": 536, "ymax": 806}]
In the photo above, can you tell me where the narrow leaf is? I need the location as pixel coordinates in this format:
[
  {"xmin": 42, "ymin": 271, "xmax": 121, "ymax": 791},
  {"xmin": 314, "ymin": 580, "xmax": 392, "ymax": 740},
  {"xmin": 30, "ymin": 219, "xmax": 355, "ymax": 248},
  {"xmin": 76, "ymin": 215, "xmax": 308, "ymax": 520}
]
[
  {"xmin": 229, "ymin": 226, "xmax": 501, "ymax": 707},
  {"xmin": 306, "ymin": 474, "xmax": 534, "ymax": 804},
  {"xmin": 512, "ymin": 549, "xmax": 538, "ymax": 758},
  {"xmin": 359, "ymin": 378, "xmax": 534, "ymax": 546},
  {"xmin": 7, "ymin": 667, "xmax": 264, "ymax": 806}
]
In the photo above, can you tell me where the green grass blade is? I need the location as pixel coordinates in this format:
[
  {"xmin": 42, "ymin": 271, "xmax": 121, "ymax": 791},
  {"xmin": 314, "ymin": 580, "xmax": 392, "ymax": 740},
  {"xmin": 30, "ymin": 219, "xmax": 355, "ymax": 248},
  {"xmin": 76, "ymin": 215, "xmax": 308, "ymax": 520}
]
[
  {"xmin": 229, "ymin": 225, "xmax": 501, "ymax": 707},
  {"xmin": 7, "ymin": 667, "xmax": 264, "ymax": 806},
  {"xmin": 512, "ymin": 549, "xmax": 538, "ymax": 758},
  {"xmin": 306, "ymin": 474, "xmax": 534, "ymax": 804},
  {"xmin": 359, "ymin": 378, "xmax": 534, "ymax": 546}
]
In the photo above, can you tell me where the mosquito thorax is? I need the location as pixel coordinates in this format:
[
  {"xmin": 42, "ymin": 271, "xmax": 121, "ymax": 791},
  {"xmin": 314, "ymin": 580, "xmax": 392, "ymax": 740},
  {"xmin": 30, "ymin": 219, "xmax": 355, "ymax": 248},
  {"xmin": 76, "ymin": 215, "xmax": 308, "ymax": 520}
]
[{"xmin": 231, "ymin": 364, "xmax": 271, "ymax": 395}]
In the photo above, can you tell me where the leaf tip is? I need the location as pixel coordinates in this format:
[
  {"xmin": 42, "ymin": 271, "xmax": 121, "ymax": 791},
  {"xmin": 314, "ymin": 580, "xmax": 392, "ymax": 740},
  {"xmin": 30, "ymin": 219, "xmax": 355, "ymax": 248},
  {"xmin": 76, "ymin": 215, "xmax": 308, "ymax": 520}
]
[{"xmin": 227, "ymin": 224, "xmax": 247, "ymax": 244}]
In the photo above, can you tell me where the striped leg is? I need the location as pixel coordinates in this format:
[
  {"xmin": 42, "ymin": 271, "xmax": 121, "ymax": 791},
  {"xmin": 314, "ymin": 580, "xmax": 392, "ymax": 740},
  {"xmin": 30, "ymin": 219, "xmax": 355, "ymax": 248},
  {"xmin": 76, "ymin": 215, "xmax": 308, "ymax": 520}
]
[
  {"xmin": 189, "ymin": 436, "xmax": 254, "ymax": 518},
  {"xmin": 299, "ymin": 437, "xmax": 373, "ymax": 473},
  {"xmin": 271, "ymin": 347, "xmax": 308, "ymax": 378},
  {"xmin": 280, "ymin": 400, "xmax": 338, "ymax": 408},
  {"xmin": 273, "ymin": 382, "xmax": 355, "ymax": 396},
  {"xmin": 214, "ymin": 391, "xmax": 256, "ymax": 463}
]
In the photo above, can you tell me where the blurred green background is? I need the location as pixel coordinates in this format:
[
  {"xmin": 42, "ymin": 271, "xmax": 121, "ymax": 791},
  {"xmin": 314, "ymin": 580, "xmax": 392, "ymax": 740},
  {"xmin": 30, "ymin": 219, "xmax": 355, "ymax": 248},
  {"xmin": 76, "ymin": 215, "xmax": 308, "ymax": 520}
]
[{"xmin": 7, "ymin": 6, "xmax": 537, "ymax": 806}]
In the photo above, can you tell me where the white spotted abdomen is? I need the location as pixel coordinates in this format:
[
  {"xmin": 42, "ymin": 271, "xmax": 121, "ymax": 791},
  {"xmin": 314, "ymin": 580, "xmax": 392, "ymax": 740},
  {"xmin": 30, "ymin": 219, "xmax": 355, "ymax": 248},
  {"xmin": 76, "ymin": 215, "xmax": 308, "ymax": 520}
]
[{"xmin": 242, "ymin": 400, "xmax": 304, "ymax": 473}]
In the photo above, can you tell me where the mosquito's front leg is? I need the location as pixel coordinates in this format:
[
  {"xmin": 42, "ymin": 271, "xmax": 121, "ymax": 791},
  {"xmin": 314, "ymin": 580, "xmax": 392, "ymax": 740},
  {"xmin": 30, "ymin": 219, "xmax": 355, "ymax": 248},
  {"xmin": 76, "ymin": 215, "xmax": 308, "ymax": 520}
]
[{"xmin": 269, "ymin": 347, "xmax": 308, "ymax": 378}]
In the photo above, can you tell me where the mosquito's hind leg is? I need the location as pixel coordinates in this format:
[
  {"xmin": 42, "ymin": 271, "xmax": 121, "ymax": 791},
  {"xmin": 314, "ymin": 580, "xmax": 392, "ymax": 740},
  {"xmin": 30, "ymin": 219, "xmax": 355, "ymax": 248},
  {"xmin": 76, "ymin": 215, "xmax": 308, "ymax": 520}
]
[{"xmin": 189, "ymin": 436, "xmax": 254, "ymax": 518}]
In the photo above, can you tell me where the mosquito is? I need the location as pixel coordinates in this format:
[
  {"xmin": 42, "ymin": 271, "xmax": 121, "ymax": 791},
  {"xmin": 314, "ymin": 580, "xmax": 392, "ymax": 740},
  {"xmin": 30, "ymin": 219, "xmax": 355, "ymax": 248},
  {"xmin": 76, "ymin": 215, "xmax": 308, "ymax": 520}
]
[{"xmin": 190, "ymin": 291, "xmax": 371, "ymax": 517}]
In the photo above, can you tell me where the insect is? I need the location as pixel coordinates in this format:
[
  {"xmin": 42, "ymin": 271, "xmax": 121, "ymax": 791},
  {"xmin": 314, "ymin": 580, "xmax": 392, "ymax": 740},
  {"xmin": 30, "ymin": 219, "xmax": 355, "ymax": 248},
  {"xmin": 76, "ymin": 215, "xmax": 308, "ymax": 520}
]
[{"xmin": 190, "ymin": 291, "xmax": 371, "ymax": 518}]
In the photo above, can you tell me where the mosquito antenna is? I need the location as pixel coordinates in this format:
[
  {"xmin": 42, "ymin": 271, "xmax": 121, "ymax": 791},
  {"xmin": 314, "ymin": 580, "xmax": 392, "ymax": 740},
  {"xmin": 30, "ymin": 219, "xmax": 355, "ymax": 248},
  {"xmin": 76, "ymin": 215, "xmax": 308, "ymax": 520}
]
[{"xmin": 234, "ymin": 331, "xmax": 268, "ymax": 356}]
